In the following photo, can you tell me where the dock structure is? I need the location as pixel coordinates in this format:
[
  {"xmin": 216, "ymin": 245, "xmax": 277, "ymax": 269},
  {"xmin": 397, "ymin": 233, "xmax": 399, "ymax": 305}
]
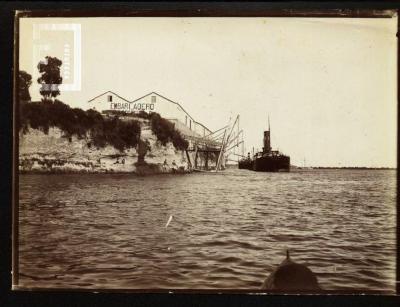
[{"xmin": 185, "ymin": 115, "xmax": 242, "ymax": 172}]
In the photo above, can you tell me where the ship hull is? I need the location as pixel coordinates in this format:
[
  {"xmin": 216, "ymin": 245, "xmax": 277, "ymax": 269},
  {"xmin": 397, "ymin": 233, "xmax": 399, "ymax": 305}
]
[
  {"xmin": 238, "ymin": 160, "xmax": 253, "ymax": 170},
  {"xmin": 253, "ymin": 155, "xmax": 290, "ymax": 172}
]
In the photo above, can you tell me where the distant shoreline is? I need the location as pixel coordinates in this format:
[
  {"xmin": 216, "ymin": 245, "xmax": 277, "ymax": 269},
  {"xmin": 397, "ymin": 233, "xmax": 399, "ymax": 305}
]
[
  {"xmin": 295, "ymin": 167, "xmax": 396, "ymax": 170},
  {"xmin": 226, "ymin": 164, "xmax": 396, "ymax": 170}
]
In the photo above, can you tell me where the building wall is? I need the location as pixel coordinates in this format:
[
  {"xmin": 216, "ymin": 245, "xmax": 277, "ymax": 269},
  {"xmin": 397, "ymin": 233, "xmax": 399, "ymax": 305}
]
[
  {"xmin": 132, "ymin": 94, "xmax": 197, "ymax": 133},
  {"xmin": 88, "ymin": 92, "xmax": 131, "ymax": 112}
]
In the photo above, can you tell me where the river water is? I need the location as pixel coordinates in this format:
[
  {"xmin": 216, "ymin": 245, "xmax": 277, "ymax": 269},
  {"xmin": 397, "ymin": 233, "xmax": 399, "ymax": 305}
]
[{"xmin": 18, "ymin": 169, "xmax": 396, "ymax": 292}]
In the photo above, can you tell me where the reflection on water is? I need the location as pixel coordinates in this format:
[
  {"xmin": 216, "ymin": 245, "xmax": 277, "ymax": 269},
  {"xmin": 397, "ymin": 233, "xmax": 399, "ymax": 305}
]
[{"xmin": 18, "ymin": 169, "xmax": 396, "ymax": 291}]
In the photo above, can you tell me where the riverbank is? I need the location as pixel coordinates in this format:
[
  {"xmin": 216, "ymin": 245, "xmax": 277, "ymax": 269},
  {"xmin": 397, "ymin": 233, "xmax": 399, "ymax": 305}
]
[{"xmin": 19, "ymin": 125, "xmax": 191, "ymax": 175}]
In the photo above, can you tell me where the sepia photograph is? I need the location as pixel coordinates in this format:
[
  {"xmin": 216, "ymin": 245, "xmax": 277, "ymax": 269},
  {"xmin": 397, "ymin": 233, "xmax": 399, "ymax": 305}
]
[{"xmin": 13, "ymin": 12, "xmax": 397, "ymax": 294}]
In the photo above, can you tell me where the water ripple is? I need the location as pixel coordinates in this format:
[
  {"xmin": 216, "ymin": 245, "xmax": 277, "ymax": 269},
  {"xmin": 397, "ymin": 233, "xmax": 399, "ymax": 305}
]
[{"xmin": 18, "ymin": 169, "xmax": 396, "ymax": 292}]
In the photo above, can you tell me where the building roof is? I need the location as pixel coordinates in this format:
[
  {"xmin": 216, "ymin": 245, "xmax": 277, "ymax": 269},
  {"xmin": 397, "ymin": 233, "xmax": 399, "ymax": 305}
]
[
  {"xmin": 132, "ymin": 92, "xmax": 212, "ymax": 132},
  {"xmin": 88, "ymin": 90, "xmax": 130, "ymax": 103},
  {"xmin": 194, "ymin": 121, "xmax": 212, "ymax": 133},
  {"xmin": 131, "ymin": 91, "xmax": 195, "ymax": 119}
]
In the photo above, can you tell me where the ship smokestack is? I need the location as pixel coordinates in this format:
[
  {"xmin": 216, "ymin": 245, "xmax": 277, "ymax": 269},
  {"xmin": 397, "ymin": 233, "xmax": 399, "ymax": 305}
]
[{"xmin": 263, "ymin": 116, "xmax": 271, "ymax": 154}]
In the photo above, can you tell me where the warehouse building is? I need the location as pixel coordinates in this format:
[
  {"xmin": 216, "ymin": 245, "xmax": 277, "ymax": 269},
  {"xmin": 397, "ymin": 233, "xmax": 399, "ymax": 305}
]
[{"xmin": 88, "ymin": 91, "xmax": 212, "ymax": 138}]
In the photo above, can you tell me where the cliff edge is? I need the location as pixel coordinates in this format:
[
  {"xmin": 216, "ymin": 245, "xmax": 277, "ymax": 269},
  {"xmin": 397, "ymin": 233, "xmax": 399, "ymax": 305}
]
[{"xmin": 19, "ymin": 122, "xmax": 190, "ymax": 174}]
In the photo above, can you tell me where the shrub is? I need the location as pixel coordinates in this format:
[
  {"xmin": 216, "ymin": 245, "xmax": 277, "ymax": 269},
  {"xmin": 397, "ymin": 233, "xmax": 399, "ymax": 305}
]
[
  {"xmin": 135, "ymin": 110, "xmax": 151, "ymax": 120},
  {"xmin": 102, "ymin": 110, "xmax": 129, "ymax": 117},
  {"xmin": 150, "ymin": 113, "xmax": 188, "ymax": 150},
  {"xmin": 19, "ymin": 100, "xmax": 187, "ymax": 152},
  {"xmin": 19, "ymin": 100, "xmax": 141, "ymax": 151}
]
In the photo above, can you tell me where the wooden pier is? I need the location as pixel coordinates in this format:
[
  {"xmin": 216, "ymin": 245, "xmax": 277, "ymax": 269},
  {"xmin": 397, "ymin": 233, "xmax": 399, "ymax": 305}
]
[{"xmin": 185, "ymin": 115, "xmax": 243, "ymax": 172}]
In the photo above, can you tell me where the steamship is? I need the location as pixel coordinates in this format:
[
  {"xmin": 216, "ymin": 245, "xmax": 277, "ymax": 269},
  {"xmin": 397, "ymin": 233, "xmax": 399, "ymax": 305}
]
[
  {"xmin": 239, "ymin": 121, "xmax": 290, "ymax": 172},
  {"xmin": 238, "ymin": 152, "xmax": 253, "ymax": 170}
]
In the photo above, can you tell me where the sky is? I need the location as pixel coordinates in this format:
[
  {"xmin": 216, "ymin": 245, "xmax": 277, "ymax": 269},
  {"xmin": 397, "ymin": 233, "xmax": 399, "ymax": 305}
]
[{"xmin": 20, "ymin": 17, "xmax": 397, "ymax": 167}]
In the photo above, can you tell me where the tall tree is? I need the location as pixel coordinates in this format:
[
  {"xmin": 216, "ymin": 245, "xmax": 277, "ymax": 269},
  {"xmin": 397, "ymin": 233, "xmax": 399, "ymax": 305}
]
[
  {"xmin": 18, "ymin": 71, "xmax": 32, "ymax": 102},
  {"xmin": 37, "ymin": 56, "xmax": 63, "ymax": 101}
]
